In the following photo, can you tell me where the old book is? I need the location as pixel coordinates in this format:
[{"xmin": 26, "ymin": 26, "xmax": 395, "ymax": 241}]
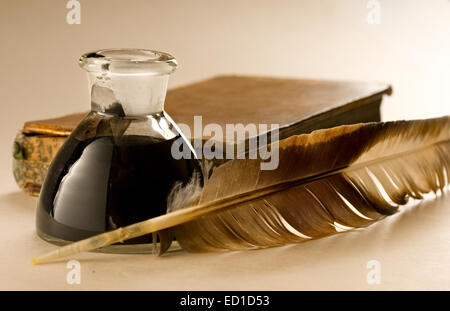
[{"xmin": 13, "ymin": 75, "xmax": 392, "ymax": 195}]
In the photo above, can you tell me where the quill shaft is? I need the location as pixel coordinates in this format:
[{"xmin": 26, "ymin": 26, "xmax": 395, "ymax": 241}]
[{"xmin": 31, "ymin": 182, "xmax": 292, "ymax": 264}]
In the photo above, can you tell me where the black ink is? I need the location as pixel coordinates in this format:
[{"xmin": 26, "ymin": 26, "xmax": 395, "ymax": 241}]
[{"xmin": 36, "ymin": 116, "xmax": 200, "ymax": 244}]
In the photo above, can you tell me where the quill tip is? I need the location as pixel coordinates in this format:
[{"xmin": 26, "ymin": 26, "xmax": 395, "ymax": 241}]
[{"xmin": 31, "ymin": 258, "xmax": 40, "ymax": 265}]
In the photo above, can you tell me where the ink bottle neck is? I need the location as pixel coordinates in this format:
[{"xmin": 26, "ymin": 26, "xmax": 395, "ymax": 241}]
[{"xmin": 79, "ymin": 49, "xmax": 177, "ymax": 116}]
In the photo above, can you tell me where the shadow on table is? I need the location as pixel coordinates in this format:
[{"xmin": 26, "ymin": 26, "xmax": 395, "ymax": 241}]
[{"xmin": 0, "ymin": 190, "xmax": 38, "ymax": 211}]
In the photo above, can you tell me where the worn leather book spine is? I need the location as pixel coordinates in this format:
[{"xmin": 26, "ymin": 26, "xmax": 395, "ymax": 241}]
[{"xmin": 13, "ymin": 133, "xmax": 66, "ymax": 195}]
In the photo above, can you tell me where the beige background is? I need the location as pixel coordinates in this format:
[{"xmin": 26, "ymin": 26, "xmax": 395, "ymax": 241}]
[{"xmin": 0, "ymin": 0, "xmax": 449, "ymax": 290}]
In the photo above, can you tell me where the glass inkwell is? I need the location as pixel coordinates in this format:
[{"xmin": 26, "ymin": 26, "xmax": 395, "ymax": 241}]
[{"xmin": 36, "ymin": 49, "xmax": 200, "ymax": 252}]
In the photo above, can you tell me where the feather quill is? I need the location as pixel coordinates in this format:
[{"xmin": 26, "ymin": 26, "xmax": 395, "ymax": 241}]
[{"xmin": 32, "ymin": 117, "xmax": 450, "ymax": 264}]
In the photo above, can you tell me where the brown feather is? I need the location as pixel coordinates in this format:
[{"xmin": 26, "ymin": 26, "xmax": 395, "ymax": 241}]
[
  {"xmin": 31, "ymin": 117, "xmax": 450, "ymax": 264},
  {"xmin": 158, "ymin": 117, "xmax": 450, "ymax": 253}
]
